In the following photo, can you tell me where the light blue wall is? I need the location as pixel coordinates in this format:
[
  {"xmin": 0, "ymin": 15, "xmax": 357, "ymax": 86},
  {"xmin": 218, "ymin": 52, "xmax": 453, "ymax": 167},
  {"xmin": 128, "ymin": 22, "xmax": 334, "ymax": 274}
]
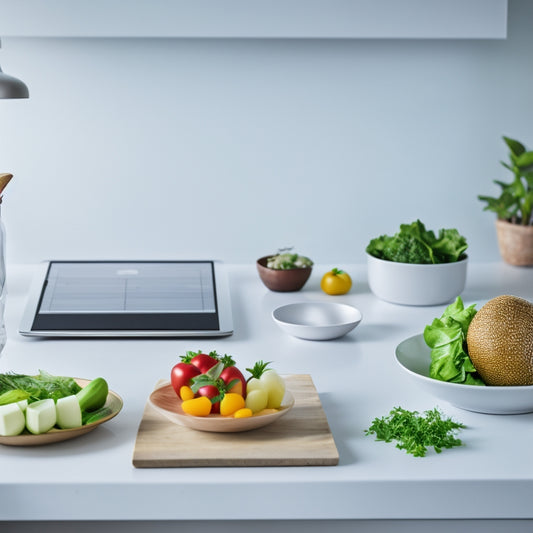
[{"xmin": 0, "ymin": 0, "xmax": 531, "ymax": 265}]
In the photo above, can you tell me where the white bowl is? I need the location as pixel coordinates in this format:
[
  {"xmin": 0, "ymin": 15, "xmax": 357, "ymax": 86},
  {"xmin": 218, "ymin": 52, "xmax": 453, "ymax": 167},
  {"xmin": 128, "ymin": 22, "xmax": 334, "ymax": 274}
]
[
  {"xmin": 367, "ymin": 253, "xmax": 468, "ymax": 306},
  {"xmin": 395, "ymin": 334, "xmax": 533, "ymax": 414},
  {"xmin": 272, "ymin": 302, "xmax": 362, "ymax": 341}
]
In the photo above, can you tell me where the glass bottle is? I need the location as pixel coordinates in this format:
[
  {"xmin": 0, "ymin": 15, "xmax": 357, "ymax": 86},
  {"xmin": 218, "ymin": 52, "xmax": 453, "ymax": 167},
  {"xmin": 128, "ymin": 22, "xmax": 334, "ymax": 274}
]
[{"xmin": 0, "ymin": 197, "xmax": 6, "ymax": 355}]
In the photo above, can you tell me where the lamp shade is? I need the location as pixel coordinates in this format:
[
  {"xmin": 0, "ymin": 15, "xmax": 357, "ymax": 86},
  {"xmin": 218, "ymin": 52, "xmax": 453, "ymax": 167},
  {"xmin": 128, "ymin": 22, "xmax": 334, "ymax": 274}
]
[{"xmin": 0, "ymin": 67, "xmax": 29, "ymax": 99}]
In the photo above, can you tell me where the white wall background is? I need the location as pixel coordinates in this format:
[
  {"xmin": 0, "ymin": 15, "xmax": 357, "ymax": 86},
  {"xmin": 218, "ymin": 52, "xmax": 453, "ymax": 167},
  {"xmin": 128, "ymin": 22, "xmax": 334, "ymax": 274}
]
[{"xmin": 0, "ymin": 0, "xmax": 531, "ymax": 266}]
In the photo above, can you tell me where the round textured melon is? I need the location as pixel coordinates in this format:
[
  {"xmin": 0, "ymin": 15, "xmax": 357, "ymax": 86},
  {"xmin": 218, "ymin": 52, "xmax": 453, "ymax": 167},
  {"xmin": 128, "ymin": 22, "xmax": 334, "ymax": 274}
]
[{"xmin": 466, "ymin": 295, "xmax": 533, "ymax": 386}]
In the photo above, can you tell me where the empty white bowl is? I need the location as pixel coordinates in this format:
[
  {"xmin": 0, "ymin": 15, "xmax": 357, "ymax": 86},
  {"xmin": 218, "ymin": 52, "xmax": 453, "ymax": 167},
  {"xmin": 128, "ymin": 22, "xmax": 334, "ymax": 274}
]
[
  {"xmin": 367, "ymin": 253, "xmax": 468, "ymax": 306},
  {"xmin": 272, "ymin": 302, "xmax": 362, "ymax": 341}
]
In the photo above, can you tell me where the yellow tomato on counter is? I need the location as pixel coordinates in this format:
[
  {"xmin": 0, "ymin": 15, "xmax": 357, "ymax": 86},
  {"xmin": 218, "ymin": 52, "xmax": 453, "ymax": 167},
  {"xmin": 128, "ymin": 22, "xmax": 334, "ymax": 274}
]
[{"xmin": 320, "ymin": 268, "xmax": 352, "ymax": 295}]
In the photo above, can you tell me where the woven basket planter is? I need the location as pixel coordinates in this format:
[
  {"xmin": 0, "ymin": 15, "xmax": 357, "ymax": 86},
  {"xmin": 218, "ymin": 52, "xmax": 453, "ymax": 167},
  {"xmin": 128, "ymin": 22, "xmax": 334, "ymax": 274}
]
[{"xmin": 495, "ymin": 219, "xmax": 533, "ymax": 266}]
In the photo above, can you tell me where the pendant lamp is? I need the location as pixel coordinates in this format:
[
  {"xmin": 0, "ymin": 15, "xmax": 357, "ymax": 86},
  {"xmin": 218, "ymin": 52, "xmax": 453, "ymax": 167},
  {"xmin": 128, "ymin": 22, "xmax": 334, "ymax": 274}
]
[{"xmin": 0, "ymin": 38, "xmax": 29, "ymax": 99}]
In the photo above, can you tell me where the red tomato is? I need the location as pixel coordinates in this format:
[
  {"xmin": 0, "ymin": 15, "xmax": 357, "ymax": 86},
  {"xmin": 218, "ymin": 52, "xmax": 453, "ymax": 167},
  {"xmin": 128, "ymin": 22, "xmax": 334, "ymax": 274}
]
[
  {"xmin": 190, "ymin": 352, "xmax": 219, "ymax": 373},
  {"xmin": 198, "ymin": 384, "xmax": 220, "ymax": 414},
  {"xmin": 220, "ymin": 366, "xmax": 247, "ymax": 398},
  {"xmin": 170, "ymin": 362, "xmax": 201, "ymax": 399}
]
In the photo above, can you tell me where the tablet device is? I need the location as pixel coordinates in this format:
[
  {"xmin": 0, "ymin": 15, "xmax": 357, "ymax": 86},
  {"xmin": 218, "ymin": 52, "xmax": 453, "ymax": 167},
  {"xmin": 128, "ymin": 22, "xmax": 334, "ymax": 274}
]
[{"xmin": 19, "ymin": 260, "xmax": 233, "ymax": 337}]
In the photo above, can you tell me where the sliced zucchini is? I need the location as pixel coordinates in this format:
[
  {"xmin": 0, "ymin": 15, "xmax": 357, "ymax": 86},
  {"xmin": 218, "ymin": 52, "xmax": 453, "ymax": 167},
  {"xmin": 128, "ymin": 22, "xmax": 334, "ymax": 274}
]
[
  {"xmin": 0, "ymin": 402, "xmax": 26, "ymax": 436},
  {"xmin": 17, "ymin": 399, "xmax": 28, "ymax": 412},
  {"xmin": 56, "ymin": 395, "xmax": 82, "ymax": 429},
  {"xmin": 25, "ymin": 398, "xmax": 56, "ymax": 434}
]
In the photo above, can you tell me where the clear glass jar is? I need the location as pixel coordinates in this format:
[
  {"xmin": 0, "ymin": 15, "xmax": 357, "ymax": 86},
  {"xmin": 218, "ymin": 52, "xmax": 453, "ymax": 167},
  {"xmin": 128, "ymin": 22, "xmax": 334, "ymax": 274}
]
[{"xmin": 0, "ymin": 198, "xmax": 6, "ymax": 355}]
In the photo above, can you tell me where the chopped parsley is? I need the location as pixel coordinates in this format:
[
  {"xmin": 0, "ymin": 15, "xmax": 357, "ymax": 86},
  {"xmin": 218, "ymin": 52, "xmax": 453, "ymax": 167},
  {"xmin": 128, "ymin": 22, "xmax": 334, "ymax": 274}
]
[{"xmin": 365, "ymin": 406, "xmax": 465, "ymax": 457}]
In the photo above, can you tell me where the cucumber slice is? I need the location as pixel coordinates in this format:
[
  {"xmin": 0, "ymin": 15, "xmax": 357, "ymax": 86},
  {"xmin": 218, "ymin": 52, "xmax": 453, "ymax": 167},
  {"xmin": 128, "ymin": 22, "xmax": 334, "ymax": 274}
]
[
  {"xmin": 56, "ymin": 395, "xmax": 82, "ymax": 429},
  {"xmin": 76, "ymin": 378, "xmax": 108, "ymax": 412},
  {"xmin": 0, "ymin": 403, "xmax": 26, "ymax": 436},
  {"xmin": 25, "ymin": 398, "xmax": 57, "ymax": 434}
]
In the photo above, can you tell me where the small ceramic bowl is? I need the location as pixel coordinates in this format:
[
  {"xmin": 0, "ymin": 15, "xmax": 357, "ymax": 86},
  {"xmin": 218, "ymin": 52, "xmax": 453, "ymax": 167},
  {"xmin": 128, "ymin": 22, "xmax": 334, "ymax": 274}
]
[
  {"xmin": 256, "ymin": 256, "xmax": 312, "ymax": 292},
  {"xmin": 366, "ymin": 253, "xmax": 468, "ymax": 306},
  {"xmin": 272, "ymin": 302, "xmax": 362, "ymax": 341}
]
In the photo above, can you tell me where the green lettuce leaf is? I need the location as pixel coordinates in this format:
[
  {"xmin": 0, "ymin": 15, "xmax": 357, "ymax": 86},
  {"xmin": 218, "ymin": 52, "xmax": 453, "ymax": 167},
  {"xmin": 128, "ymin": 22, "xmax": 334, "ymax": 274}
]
[{"xmin": 423, "ymin": 296, "xmax": 485, "ymax": 386}]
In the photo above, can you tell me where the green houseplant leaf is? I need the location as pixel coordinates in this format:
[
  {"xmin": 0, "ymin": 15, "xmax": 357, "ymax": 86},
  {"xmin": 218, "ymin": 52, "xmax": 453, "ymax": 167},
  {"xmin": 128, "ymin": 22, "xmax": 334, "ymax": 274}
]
[
  {"xmin": 515, "ymin": 151, "xmax": 533, "ymax": 170},
  {"xmin": 503, "ymin": 136, "xmax": 525, "ymax": 157},
  {"xmin": 479, "ymin": 136, "xmax": 533, "ymax": 225}
]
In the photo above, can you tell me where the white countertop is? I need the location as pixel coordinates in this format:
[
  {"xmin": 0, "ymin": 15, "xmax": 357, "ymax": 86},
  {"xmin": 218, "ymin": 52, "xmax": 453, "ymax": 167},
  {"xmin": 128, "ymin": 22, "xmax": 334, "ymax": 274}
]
[{"xmin": 1, "ymin": 262, "xmax": 533, "ymax": 523}]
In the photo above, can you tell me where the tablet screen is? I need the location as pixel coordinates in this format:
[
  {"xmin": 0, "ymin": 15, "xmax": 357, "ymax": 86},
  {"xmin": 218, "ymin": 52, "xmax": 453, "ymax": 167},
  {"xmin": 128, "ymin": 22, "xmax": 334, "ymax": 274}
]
[{"xmin": 19, "ymin": 261, "xmax": 233, "ymax": 337}]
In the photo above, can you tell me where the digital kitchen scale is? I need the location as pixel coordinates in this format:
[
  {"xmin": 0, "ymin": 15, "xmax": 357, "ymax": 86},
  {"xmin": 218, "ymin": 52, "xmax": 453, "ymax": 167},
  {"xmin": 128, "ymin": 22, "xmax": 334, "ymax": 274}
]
[{"xmin": 19, "ymin": 260, "xmax": 233, "ymax": 337}]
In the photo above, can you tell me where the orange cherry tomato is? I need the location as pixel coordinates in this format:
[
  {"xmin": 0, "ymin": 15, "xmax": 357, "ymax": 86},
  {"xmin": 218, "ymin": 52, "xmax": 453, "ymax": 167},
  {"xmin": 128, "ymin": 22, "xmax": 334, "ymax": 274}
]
[
  {"xmin": 220, "ymin": 393, "xmax": 246, "ymax": 417},
  {"xmin": 182, "ymin": 396, "xmax": 212, "ymax": 417},
  {"xmin": 234, "ymin": 408, "xmax": 253, "ymax": 419},
  {"xmin": 180, "ymin": 385, "xmax": 195, "ymax": 401}
]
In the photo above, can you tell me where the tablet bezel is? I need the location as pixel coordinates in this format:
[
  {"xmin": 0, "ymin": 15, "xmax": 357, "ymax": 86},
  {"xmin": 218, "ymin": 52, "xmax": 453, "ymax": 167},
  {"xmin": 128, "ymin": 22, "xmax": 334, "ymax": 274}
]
[{"xmin": 18, "ymin": 260, "xmax": 234, "ymax": 338}]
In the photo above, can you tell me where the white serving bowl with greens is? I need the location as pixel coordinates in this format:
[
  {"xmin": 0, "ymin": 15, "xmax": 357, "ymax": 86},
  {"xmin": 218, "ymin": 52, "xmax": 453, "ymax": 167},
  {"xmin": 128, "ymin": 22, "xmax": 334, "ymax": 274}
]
[
  {"xmin": 396, "ymin": 297, "xmax": 533, "ymax": 414},
  {"xmin": 395, "ymin": 334, "xmax": 533, "ymax": 414},
  {"xmin": 366, "ymin": 220, "xmax": 468, "ymax": 306},
  {"xmin": 367, "ymin": 254, "xmax": 468, "ymax": 306}
]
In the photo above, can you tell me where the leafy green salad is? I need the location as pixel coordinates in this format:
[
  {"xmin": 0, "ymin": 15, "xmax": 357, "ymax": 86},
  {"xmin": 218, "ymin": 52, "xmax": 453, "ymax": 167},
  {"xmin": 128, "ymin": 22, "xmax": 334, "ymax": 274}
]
[
  {"xmin": 423, "ymin": 296, "xmax": 485, "ymax": 386},
  {"xmin": 0, "ymin": 370, "xmax": 82, "ymax": 403},
  {"xmin": 366, "ymin": 219, "xmax": 468, "ymax": 264}
]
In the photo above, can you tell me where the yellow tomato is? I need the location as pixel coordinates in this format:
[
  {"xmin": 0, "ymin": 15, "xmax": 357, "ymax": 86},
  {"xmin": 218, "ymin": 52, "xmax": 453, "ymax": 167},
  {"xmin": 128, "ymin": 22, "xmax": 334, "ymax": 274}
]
[
  {"xmin": 220, "ymin": 393, "xmax": 246, "ymax": 417},
  {"xmin": 234, "ymin": 408, "xmax": 253, "ymax": 419},
  {"xmin": 182, "ymin": 396, "xmax": 212, "ymax": 417},
  {"xmin": 179, "ymin": 385, "xmax": 195, "ymax": 401},
  {"xmin": 320, "ymin": 268, "xmax": 352, "ymax": 295}
]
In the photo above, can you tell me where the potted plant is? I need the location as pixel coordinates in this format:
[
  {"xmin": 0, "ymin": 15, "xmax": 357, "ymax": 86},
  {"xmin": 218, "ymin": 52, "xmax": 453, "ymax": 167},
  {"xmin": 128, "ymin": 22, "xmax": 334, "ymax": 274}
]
[{"xmin": 478, "ymin": 136, "xmax": 533, "ymax": 266}]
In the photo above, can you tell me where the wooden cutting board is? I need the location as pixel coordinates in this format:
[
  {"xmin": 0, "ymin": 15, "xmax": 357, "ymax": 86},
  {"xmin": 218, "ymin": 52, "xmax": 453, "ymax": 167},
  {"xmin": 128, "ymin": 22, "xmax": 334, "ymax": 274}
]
[{"xmin": 132, "ymin": 374, "xmax": 339, "ymax": 467}]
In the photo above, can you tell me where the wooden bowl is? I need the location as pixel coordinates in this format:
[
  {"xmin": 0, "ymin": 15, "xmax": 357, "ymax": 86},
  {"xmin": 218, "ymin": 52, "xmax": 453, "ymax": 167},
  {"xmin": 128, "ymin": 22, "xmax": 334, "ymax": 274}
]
[
  {"xmin": 256, "ymin": 256, "xmax": 312, "ymax": 292},
  {"xmin": 0, "ymin": 379, "xmax": 123, "ymax": 446},
  {"xmin": 149, "ymin": 381, "xmax": 295, "ymax": 433}
]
